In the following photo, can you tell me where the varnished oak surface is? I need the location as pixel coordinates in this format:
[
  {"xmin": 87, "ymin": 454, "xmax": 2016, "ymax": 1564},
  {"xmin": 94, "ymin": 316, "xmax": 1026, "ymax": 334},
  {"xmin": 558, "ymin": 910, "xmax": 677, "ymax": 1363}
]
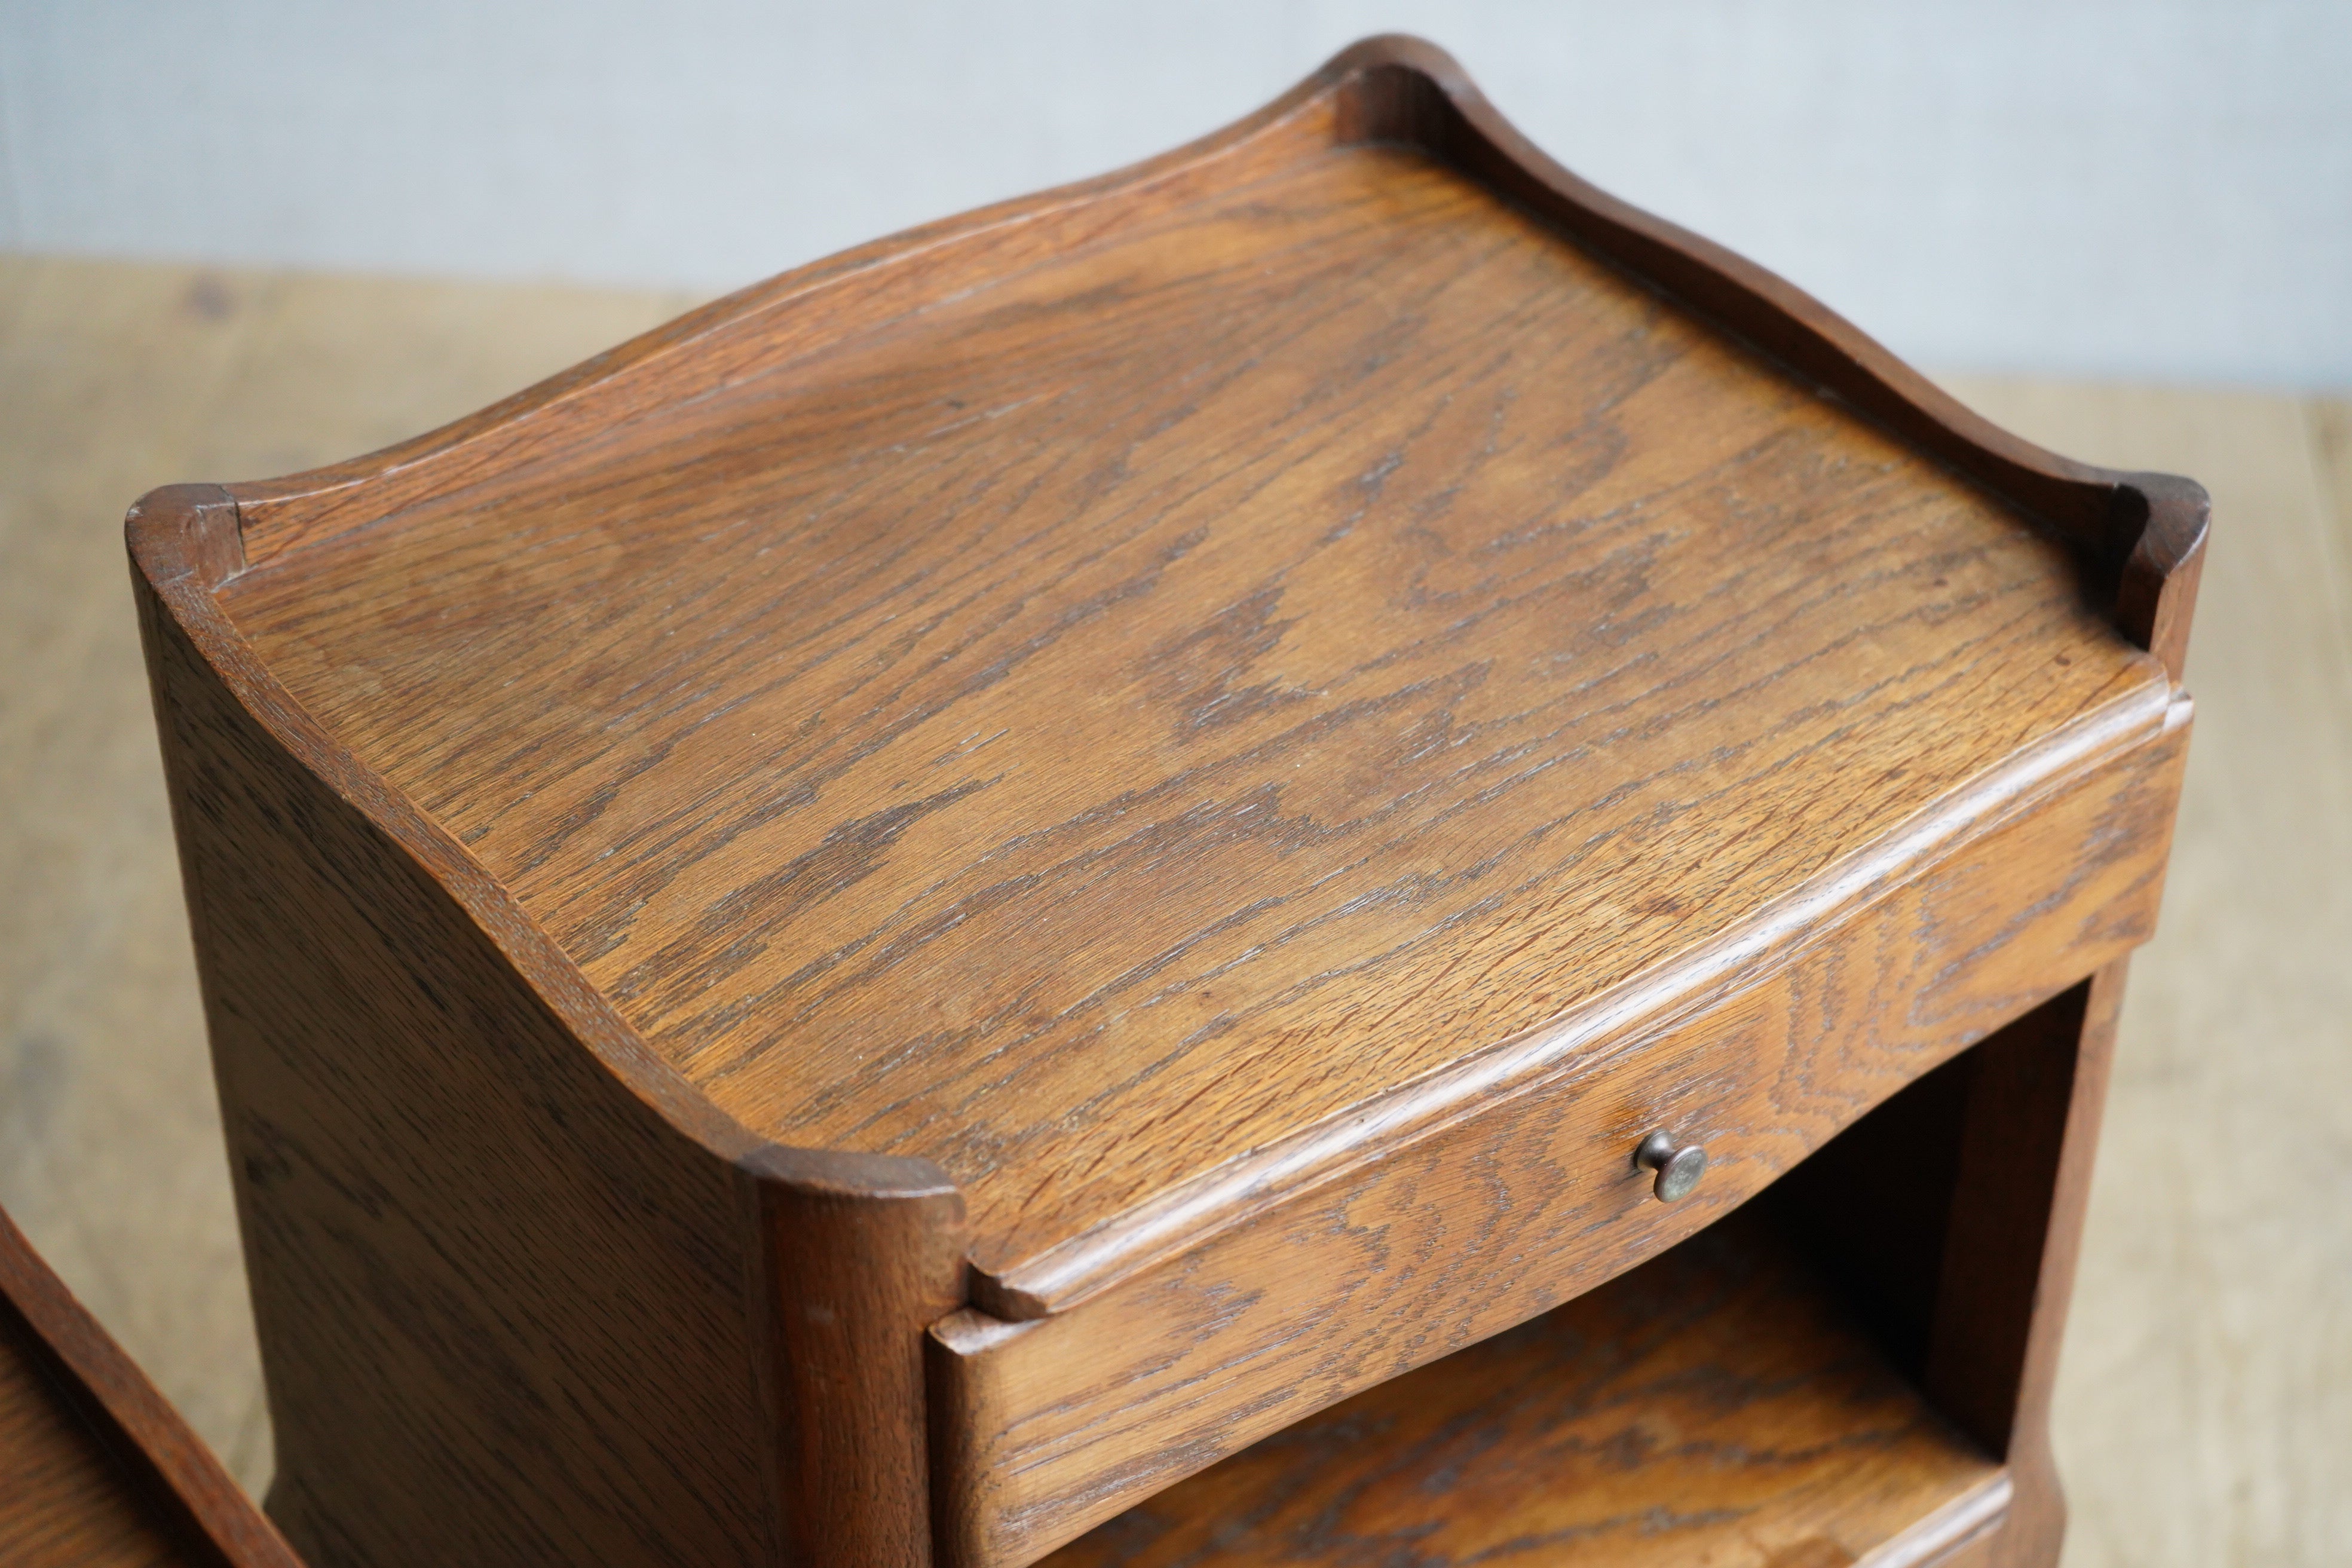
[
  {"xmin": 211, "ymin": 109, "xmax": 2164, "ymax": 1289},
  {"xmin": 114, "ymin": 36, "xmax": 2209, "ymax": 1568},
  {"xmin": 17, "ymin": 244, "xmax": 2317, "ymax": 1566},
  {"xmin": 1040, "ymin": 1210, "xmax": 2005, "ymax": 1568},
  {"xmin": 925, "ymin": 717, "xmax": 2183, "ymax": 1564},
  {"xmin": 1, "ymin": 1309, "xmax": 197, "ymax": 1568},
  {"xmin": 0, "ymin": 1207, "xmax": 302, "ymax": 1568}
]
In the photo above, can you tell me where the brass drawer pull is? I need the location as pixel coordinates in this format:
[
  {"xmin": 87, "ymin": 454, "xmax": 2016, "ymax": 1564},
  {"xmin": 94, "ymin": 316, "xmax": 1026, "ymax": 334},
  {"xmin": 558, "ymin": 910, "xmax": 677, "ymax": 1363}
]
[{"xmin": 1636, "ymin": 1130, "xmax": 1708, "ymax": 1202}]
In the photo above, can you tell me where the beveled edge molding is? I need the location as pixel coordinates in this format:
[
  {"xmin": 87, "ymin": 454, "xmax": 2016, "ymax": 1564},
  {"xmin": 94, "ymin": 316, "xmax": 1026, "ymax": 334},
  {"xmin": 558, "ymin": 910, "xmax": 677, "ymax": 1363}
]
[
  {"xmin": 1857, "ymin": 1470, "xmax": 2015, "ymax": 1568},
  {"xmin": 124, "ymin": 483, "xmax": 952, "ymax": 1215},
  {"xmin": 970, "ymin": 678, "xmax": 2180, "ymax": 1321}
]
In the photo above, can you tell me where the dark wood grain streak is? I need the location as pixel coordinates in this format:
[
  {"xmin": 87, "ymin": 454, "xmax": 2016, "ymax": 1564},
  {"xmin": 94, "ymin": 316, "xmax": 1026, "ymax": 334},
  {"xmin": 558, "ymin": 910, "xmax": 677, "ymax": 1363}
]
[
  {"xmin": 927, "ymin": 705, "xmax": 2187, "ymax": 1566},
  {"xmin": 1036, "ymin": 1209, "xmax": 2007, "ymax": 1568},
  {"xmin": 0, "ymin": 1206, "xmax": 302, "ymax": 1568}
]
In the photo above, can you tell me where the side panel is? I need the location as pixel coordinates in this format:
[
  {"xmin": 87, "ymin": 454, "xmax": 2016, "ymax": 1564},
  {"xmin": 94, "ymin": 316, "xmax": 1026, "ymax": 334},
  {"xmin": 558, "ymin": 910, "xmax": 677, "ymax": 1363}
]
[
  {"xmin": 135, "ymin": 568, "xmax": 785, "ymax": 1568},
  {"xmin": 930, "ymin": 713, "xmax": 2188, "ymax": 1568}
]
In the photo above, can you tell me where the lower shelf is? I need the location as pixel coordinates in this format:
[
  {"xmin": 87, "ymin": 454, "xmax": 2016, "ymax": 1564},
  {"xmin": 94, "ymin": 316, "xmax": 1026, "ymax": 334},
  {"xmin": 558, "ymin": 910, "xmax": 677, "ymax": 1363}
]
[{"xmin": 1040, "ymin": 1208, "xmax": 2008, "ymax": 1568}]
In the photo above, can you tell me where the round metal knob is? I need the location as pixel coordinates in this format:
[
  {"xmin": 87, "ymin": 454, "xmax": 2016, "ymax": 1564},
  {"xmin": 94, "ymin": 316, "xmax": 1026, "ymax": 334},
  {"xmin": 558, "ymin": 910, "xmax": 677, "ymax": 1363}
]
[{"xmin": 1636, "ymin": 1129, "xmax": 1707, "ymax": 1202}]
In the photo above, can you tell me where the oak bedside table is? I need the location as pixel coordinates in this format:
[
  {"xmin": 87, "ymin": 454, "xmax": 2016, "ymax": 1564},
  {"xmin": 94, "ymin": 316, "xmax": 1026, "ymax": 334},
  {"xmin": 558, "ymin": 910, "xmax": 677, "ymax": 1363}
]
[{"xmin": 130, "ymin": 36, "xmax": 2204, "ymax": 1568}]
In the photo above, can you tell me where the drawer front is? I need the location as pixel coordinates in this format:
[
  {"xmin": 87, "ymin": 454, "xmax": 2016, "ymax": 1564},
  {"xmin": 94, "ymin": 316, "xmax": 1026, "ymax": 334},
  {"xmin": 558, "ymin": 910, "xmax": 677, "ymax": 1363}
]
[{"xmin": 929, "ymin": 713, "xmax": 2187, "ymax": 1568}]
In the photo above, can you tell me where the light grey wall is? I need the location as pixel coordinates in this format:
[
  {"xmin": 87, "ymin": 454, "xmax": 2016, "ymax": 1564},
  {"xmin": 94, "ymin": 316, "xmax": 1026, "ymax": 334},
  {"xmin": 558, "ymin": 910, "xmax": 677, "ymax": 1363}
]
[{"xmin": 3, "ymin": 1, "xmax": 2347, "ymax": 385}]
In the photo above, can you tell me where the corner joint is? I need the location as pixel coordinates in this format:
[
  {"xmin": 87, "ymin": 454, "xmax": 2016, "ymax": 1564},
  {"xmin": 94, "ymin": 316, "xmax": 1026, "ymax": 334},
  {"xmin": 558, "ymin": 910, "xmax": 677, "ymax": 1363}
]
[{"xmin": 125, "ymin": 482, "xmax": 247, "ymax": 592}]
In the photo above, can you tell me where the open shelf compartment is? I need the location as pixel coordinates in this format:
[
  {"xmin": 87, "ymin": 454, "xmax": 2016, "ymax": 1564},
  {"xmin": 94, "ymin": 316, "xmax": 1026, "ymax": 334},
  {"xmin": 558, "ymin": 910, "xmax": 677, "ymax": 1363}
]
[{"xmin": 1040, "ymin": 1049, "xmax": 2023, "ymax": 1568}]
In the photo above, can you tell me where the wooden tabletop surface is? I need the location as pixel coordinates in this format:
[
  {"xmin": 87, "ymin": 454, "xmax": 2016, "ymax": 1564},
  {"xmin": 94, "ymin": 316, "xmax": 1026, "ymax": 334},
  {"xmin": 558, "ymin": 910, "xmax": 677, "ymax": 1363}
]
[
  {"xmin": 203, "ymin": 132, "xmax": 2161, "ymax": 1287},
  {"xmin": 1, "ymin": 253, "xmax": 2345, "ymax": 1564}
]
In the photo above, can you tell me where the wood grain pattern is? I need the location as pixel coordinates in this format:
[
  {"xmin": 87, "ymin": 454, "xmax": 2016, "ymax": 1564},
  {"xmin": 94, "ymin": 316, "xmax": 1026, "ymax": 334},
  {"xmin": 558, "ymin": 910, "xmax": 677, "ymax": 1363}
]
[
  {"xmin": 926, "ymin": 705, "xmax": 2186, "ymax": 1566},
  {"xmin": 131, "ymin": 505, "xmax": 964, "ymax": 1567},
  {"xmin": 212, "ymin": 53, "xmax": 2174, "ymax": 1296},
  {"xmin": 756, "ymin": 1148, "xmax": 969, "ymax": 1564},
  {"xmin": 3, "ymin": 1305, "xmax": 209, "ymax": 1568},
  {"xmin": 1036, "ymin": 1209, "xmax": 2005, "ymax": 1568},
  {"xmin": 120, "ymin": 35, "xmax": 2210, "ymax": 1568},
  {"xmin": 30, "ymin": 268, "xmax": 2301, "ymax": 1568},
  {"xmin": 0, "ymin": 1205, "xmax": 302, "ymax": 1568},
  {"xmin": 133, "ymin": 521, "xmax": 783, "ymax": 1568}
]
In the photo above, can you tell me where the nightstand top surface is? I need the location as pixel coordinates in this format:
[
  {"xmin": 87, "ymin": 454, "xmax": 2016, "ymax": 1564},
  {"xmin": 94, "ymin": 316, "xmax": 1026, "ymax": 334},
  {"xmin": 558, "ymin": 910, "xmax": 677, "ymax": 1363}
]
[{"xmin": 212, "ymin": 116, "xmax": 2167, "ymax": 1284}]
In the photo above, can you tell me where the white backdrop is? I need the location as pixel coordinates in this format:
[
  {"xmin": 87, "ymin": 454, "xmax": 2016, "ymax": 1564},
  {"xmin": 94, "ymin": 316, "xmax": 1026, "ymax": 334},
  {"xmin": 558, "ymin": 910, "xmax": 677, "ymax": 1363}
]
[{"xmin": 2, "ymin": 1, "xmax": 2347, "ymax": 385}]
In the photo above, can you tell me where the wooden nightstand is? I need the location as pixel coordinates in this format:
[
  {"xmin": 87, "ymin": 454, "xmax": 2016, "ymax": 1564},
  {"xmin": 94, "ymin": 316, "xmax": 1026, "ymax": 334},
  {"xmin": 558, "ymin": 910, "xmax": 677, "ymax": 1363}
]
[{"xmin": 130, "ymin": 36, "xmax": 2203, "ymax": 1568}]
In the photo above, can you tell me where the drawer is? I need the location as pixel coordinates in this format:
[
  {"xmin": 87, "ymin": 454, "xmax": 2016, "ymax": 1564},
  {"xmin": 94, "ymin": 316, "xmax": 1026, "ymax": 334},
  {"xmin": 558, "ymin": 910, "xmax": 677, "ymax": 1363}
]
[{"xmin": 927, "ymin": 702, "xmax": 2189, "ymax": 1568}]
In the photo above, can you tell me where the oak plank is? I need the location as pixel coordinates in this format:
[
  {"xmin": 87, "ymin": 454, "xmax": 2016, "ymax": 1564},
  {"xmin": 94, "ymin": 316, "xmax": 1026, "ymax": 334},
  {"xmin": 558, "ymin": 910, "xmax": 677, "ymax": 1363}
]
[
  {"xmin": 2, "ymin": 1309, "xmax": 209, "ymax": 1568},
  {"xmin": 135, "ymin": 483, "xmax": 982, "ymax": 1566},
  {"xmin": 131, "ymin": 541, "xmax": 789, "ymax": 1568}
]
